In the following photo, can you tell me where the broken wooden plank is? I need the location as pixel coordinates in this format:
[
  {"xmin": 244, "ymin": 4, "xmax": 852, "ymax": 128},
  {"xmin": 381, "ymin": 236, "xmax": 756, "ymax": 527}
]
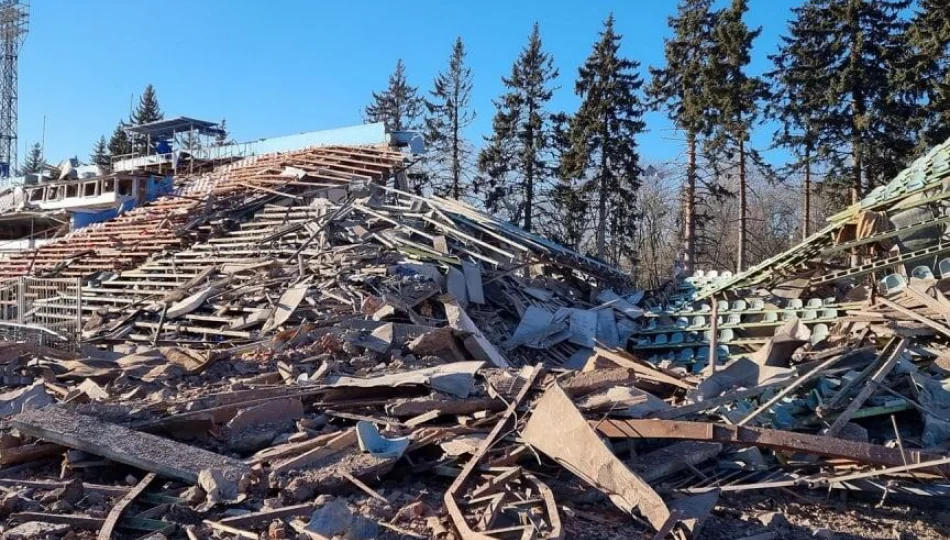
[
  {"xmin": 825, "ymin": 337, "xmax": 906, "ymax": 437},
  {"xmin": 10, "ymin": 406, "xmax": 250, "ymax": 484},
  {"xmin": 262, "ymin": 281, "xmax": 310, "ymax": 333},
  {"xmin": 877, "ymin": 297, "xmax": 950, "ymax": 339},
  {"xmin": 738, "ymin": 352, "xmax": 848, "ymax": 426},
  {"xmin": 462, "ymin": 261, "xmax": 485, "ymax": 304},
  {"xmin": 219, "ymin": 503, "xmax": 315, "ymax": 529},
  {"xmin": 444, "ymin": 297, "xmax": 509, "ymax": 368},
  {"xmin": 204, "ymin": 519, "xmax": 257, "ymax": 539},
  {"xmin": 444, "ymin": 365, "xmax": 541, "ymax": 540},
  {"xmin": 523, "ymin": 384, "xmax": 670, "ymax": 530},
  {"xmin": 590, "ymin": 345, "xmax": 693, "ymax": 390},
  {"xmin": 98, "ymin": 473, "xmax": 156, "ymax": 540},
  {"xmin": 594, "ymin": 419, "xmax": 950, "ymax": 473}
]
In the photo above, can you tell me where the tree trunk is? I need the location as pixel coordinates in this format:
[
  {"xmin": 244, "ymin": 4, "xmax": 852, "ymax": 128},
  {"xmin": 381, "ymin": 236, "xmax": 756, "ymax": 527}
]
[
  {"xmin": 802, "ymin": 146, "xmax": 811, "ymax": 241},
  {"xmin": 737, "ymin": 137, "xmax": 747, "ymax": 273},
  {"xmin": 451, "ymin": 78, "xmax": 461, "ymax": 200},
  {"xmin": 596, "ymin": 146, "xmax": 609, "ymax": 262},
  {"xmin": 684, "ymin": 131, "xmax": 697, "ymax": 276},
  {"xmin": 848, "ymin": 0, "xmax": 863, "ymax": 206},
  {"xmin": 524, "ymin": 106, "xmax": 535, "ymax": 233},
  {"xmin": 851, "ymin": 138, "xmax": 862, "ymax": 205}
]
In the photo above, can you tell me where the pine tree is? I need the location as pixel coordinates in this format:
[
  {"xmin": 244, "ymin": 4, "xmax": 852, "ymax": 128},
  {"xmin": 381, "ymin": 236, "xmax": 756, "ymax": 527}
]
[
  {"xmin": 795, "ymin": 0, "xmax": 914, "ymax": 205},
  {"xmin": 705, "ymin": 0, "xmax": 768, "ymax": 272},
  {"xmin": 551, "ymin": 112, "xmax": 590, "ymax": 251},
  {"xmin": 364, "ymin": 59, "xmax": 424, "ymax": 132},
  {"xmin": 108, "ymin": 121, "xmax": 132, "ymax": 158},
  {"xmin": 905, "ymin": 0, "xmax": 950, "ymax": 150},
  {"xmin": 767, "ymin": 1, "xmax": 835, "ymax": 240},
  {"xmin": 131, "ymin": 84, "xmax": 164, "ymax": 155},
  {"xmin": 476, "ymin": 23, "xmax": 559, "ymax": 233},
  {"xmin": 647, "ymin": 0, "xmax": 717, "ymax": 275},
  {"xmin": 215, "ymin": 118, "xmax": 231, "ymax": 146},
  {"xmin": 561, "ymin": 14, "xmax": 646, "ymax": 265},
  {"xmin": 132, "ymin": 84, "xmax": 163, "ymax": 125},
  {"xmin": 90, "ymin": 135, "xmax": 110, "ymax": 170},
  {"xmin": 425, "ymin": 38, "xmax": 476, "ymax": 199},
  {"xmin": 19, "ymin": 142, "xmax": 44, "ymax": 176}
]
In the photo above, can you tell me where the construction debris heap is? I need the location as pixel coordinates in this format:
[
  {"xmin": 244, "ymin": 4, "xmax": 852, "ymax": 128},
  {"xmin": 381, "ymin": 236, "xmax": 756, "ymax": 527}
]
[{"xmin": 1, "ymin": 138, "xmax": 950, "ymax": 538}]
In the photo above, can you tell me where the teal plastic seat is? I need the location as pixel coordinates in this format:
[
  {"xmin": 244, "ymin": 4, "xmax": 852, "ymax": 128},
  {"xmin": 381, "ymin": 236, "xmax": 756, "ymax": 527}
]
[
  {"xmin": 912, "ymin": 265, "xmax": 935, "ymax": 280},
  {"xmin": 653, "ymin": 334, "xmax": 668, "ymax": 345},
  {"xmin": 879, "ymin": 274, "xmax": 907, "ymax": 295},
  {"xmin": 675, "ymin": 317, "xmax": 689, "ymax": 329},
  {"xmin": 670, "ymin": 332, "xmax": 684, "ymax": 344},
  {"xmin": 939, "ymin": 258, "xmax": 950, "ymax": 279},
  {"xmin": 678, "ymin": 348, "xmax": 695, "ymax": 363}
]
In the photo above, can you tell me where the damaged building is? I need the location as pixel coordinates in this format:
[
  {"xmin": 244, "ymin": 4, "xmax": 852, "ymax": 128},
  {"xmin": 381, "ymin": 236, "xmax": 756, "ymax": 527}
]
[{"xmin": 0, "ymin": 118, "xmax": 948, "ymax": 539}]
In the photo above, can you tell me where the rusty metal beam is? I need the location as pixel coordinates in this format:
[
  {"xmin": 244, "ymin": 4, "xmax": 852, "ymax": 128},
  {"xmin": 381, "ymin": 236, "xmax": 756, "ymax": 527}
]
[{"xmin": 593, "ymin": 419, "xmax": 950, "ymax": 473}]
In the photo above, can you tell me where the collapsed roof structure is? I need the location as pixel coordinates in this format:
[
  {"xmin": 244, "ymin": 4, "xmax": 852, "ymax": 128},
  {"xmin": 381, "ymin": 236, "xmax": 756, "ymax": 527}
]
[{"xmin": 0, "ymin": 126, "xmax": 949, "ymax": 538}]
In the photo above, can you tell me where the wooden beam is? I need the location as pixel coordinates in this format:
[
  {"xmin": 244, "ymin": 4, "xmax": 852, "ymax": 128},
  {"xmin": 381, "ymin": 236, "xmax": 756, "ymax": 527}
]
[
  {"xmin": 98, "ymin": 473, "xmax": 156, "ymax": 540},
  {"xmin": 594, "ymin": 419, "xmax": 950, "ymax": 473}
]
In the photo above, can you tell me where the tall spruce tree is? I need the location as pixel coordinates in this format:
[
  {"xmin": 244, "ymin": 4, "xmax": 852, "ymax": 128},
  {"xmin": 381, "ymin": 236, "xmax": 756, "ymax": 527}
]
[
  {"xmin": 561, "ymin": 14, "xmax": 646, "ymax": 265},
  {"xmin": 906, "ymin": 0, "xmax": 950, "ymax": 150},
  {"xmin": 131, "ymin": 84, "xmax": 164, "ymax": 154},
  {"xmin": 797, "ymin": 0, "xmax": 914, "ymax": 205},
  {"xmin": 108, "ymin": 121, "xmax": 132, "ymax": 157},
  {"xmin": 425, "ymin": 38, "xmax": 475, "ymax": 199},
  {"xmin": 767, "ymin": 1, "xmax": 834, "ymax": 240},
  {"xmin": 551, "ymin": 112, "xmax": 589, "ymax": 251},
  {"xmin": 132, "ymin": 84, "xmax": 163, "ymax": 125},
  {"xmin": 215, "ymin": 118, "xmax": 231, "ymax": 146},
  {"xmin": 364, "ymin": 59, "xmax": 424, "ymax": 132},
  {"xmin": 705, "ymin": 0, "xmax": 767, "ymax": 272},
  {"xmin": 476, "ymin": 23, "xmax": 559, "ymax": 233},
  {"xmin": 90, "ymin": 136, "xmax": 110, "ymax": 170},
  {"xmin": 647, "ymin": 0, "xmax": 717, "ymax": 275},
  {"xmin": 19, "ymin": 142, "xmax": 44, "ymax": 176}
]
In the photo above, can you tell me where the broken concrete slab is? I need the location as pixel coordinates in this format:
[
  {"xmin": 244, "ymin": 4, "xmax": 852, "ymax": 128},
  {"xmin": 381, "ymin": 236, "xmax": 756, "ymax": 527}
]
[{"xmin": 10, "ymin": 406, "xmax": 251, "ymax": 485}]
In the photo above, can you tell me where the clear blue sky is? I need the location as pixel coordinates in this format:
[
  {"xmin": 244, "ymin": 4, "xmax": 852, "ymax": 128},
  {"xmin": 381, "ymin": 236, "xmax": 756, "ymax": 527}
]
[{"xmin": 19, "ymin": 0, "xmax": 801, "ymax": 168}]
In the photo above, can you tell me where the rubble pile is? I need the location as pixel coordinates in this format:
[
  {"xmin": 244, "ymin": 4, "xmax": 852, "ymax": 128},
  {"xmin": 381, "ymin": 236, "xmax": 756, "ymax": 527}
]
[{"xmin": 1, "ymin": 140, "xmax": 950, "ymax": 539}]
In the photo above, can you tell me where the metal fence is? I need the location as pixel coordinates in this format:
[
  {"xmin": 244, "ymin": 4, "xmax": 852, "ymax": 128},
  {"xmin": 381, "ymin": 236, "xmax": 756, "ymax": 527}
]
[{"xmin": 0, "ymin": 276, "xmax": 82, "ymax": 350}]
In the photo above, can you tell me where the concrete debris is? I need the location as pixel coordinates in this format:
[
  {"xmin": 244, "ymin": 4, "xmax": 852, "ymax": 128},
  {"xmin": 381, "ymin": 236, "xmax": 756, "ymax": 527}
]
[{"xmin": 2, "ymin": 141, "xmax": 950, "ymax": 539}]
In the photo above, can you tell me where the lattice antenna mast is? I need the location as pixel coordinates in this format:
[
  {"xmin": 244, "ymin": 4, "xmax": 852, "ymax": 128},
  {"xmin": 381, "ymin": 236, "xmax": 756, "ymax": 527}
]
[{"xmin": 0, "ymin": 2, "xmax": 27, "ymax": 178}]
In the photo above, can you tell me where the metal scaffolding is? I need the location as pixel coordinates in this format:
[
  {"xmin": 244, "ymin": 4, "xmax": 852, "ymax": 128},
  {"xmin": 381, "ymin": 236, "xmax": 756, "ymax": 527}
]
[{"xmin": 0, "ymin": 1, "xmax": 27, "ymax": 178}]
